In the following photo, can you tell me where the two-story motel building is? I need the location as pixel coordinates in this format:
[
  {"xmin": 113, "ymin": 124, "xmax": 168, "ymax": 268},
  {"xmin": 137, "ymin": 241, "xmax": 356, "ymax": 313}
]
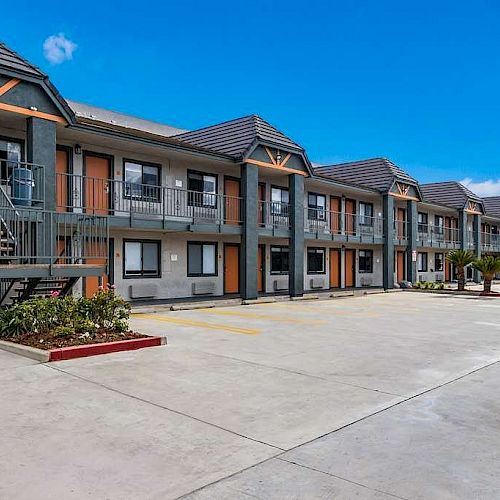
[{"xmin": 0, "ymin": 42, "xmax": 499, "ymax": 305}]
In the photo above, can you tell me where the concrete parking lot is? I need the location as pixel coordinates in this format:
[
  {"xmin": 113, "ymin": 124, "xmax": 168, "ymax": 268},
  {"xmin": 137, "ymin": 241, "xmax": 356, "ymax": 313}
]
[{"xmin": 2, "ymin": 291, "xmax": 500, "ymax": 499}]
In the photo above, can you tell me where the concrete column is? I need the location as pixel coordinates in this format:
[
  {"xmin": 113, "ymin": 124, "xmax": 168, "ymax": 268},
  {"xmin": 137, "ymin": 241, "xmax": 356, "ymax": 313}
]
[
  {"xmin": 473, "ymin": 214, "xmax": 482, "ymax": 282},
  {"xmin": 383, "ymin": 194, "xmax": 395, "ymax": 289},
  {"xmin": 240, "ymin": 163, "xmax": 258, "ymax": 299},
  {"xmin": 459, "ymin": 209, "xmax": 468, "ymax": 250},
  {"xmin": 406, "ymin": 200, "xmax": 417, "ymax": 284},
  {"xmin": 26, "ymin": 117, "xmax": 56, "ymax": 211},
  {"xmin": 27, "ymin": 117, "xmax": 56, "ymax": 263},
  {"xmin": 289, "ymin": 173, "xmax": 304, "ymax": 297}
]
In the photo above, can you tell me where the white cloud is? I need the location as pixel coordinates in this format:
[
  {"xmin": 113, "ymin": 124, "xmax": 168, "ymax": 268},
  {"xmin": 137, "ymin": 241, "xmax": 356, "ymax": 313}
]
[
  {"xmin": 461, "ymin": 177, "xmax": 500, "ymax": 197},
  {"xmin": 43, "ymin": 33, "xmax": 77, "ymax": 64}
]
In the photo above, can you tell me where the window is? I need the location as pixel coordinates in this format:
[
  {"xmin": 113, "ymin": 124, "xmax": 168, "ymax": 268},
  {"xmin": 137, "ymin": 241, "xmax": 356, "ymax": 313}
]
[
  {"xmin": 308, "ymin": 193, "xmax": 326, "ymax": 220},
  {"xmin": 0, "ymin": 138, "xmax": 22, "ymax": 181},
  {"xmin": 434, "ymin": 215, "xmax": 444, "ymax": 235},
  {"xmin": 187, "ymin": 171, "xmax": 217, "ymax": 208},
  {"xmin": 187, "ymin": 242, "xmax": 217, "ymax": 276},
  {"xmin": 271, "ymin": 187, "xmax": 289, "ymax": 216},
  {"xmin": 359, "ymin": 202, "xmax": 373, "ymax": 226},
  {"xmin": 418, "ymin": 212, "xmax": 428, "ymax": 233},
  {"xmin": 359, "ymin": 249, "xmax": 373, "ymax": 273},
  {"xmin": 435, "ymin": 253, "xmax": 444, "ymax": 272},
  {"xmin": 270, "ymin": 246, "xmax": 289, "ymax": 274},
  {"xmin": 417, "ymin": 252, "xmax": 428, "ymax": 272},
  {"xmin": 307, "ymin": 248, "xmax": 325, "ymax": 273},
  {"xmin": 124, "ymin": 160, "xmax": 161, "ymax": 201},
  {"xmin": 123, "ymin": 240, "xmax": 160, "ymax": 278}
]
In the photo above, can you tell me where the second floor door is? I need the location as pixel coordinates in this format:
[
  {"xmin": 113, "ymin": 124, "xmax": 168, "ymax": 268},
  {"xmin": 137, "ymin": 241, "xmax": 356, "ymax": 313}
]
[{"xmin": 84, "ymin": 153, "xmax": 112, "ymax": 215}]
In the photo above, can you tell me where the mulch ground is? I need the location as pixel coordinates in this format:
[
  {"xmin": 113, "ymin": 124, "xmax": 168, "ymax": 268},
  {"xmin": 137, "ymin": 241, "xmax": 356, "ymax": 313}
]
[{"xmin": 4, "ymin": 330, "xmax": 148, "ymax": 350}]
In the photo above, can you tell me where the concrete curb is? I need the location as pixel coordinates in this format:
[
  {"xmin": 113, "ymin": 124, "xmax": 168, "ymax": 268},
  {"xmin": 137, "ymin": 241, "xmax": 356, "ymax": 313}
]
[{"xmin": 0, "ymin": 336, "xmax": 167, "ymax": 363}]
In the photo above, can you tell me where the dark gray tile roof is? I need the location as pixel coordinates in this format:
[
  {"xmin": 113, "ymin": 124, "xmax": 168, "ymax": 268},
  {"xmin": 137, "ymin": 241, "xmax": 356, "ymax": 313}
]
[
  {"xmin": 0, "ymin": 42, "xmax": 45, "ymax": 78},
  {"xmin": 313, "ymin": 158, "xmax": 418, "ymax": 193},
  {"xmin": 67, "ymin": 100, "xmax": 187, "ymax": 137},
  {"xmin": 420, "ymin": 182, "xmax": 483, "ymax": 209},
  {"xmin": 173, "ymin": 115, "xmax": 303, "ymax": 158},
  {"xmin": 482, "ymin": 197, "xmax": 500, "ymax": 218}
]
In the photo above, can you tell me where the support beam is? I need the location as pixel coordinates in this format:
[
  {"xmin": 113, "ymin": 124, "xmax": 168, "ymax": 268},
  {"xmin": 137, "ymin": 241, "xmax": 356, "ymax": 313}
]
[
  {"xmin": 27, "ymin": 117, "xmax": 56, "ymax": 261},
  {"xmin": 383, "ymin": 194, "xmax": 395, "ymax": 289},
  {"xmin": 473, "ymin": 214, "xmax": 481, "ymax": 283},
  {"xmin": 459, "ymin": 209, "xmax": 468, "ymax": 250},
  {"xmin": 289, "ymin": 173, "xmax": 304, "ymax": 297},
  {"xmin": 240, "ymin": 163, "xmax": 258, "ymax": 299},
  {"xmin": 406, "ymin": 200, "xmax": 417, "ymax": 284}
]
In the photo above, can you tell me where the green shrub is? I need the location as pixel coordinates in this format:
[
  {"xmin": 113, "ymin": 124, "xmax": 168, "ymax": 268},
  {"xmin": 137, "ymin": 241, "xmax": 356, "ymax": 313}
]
[
  {"xmin": 435, "ymin": 282, "xmax": 445, "ymax": 290},
  {"xmin": 0, "ymin": 285, "xmax": 130, "ymax": 339}
]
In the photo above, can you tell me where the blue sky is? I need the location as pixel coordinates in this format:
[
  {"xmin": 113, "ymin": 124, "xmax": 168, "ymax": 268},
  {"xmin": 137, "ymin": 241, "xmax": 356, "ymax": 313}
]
[{"xmin": 3, "ymin": 0, "xmax": 500, "ymax": 194}]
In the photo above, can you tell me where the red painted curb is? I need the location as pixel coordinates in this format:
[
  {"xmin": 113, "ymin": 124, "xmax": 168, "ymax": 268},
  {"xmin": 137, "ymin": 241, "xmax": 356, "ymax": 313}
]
[{"xmin": 48, "ymin": 337, "xmax": 163, "ymax": 361}]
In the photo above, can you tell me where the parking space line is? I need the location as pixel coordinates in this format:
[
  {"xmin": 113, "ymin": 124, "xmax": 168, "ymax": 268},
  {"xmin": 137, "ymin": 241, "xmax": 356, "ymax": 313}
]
[
  {"xmin": 196, "ymin": 308, "xmax": 327, "ymax": 324},
  {"xmin": 134, "ymin": 314, "xmax": 260, "ymax": 335}
]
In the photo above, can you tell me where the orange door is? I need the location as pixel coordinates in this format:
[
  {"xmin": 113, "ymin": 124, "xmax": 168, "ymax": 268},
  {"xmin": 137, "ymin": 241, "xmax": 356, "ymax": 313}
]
[
  {"xmin": 85, "ymin": 154, "xmax": 110, "ymax": 215},
  {"xmin": 257, "ymin": 245, "xmax": 265, "ymax": 292},
  {"xmin": 445, "ymin": 257, "xmax": 451, "ymax": 281},
  {"xmin": 397, "ymin": 208, "xmax": 406, "ymax": 239},
  {"xmin": 84, "ymin": 240, "xmax": 108, "ymax": 297},
  {"xmin": 444, "ymin": 216, "xmax": 451, "ymax": 242},
  {"xmin": 224, "ymin": 244, "xmax": 240, "ymax": 294},
  {"xmin": 257, "ymin": 183, "xmax": 265, "ymax": 226},
  {"xmin": 224, "ymin": 178, "xmax": 240, "ymax": 224},
  {"xmin": 330, "ymin": 197, "xmax": 341, "ymax": 234},
  {"xmin": 397, "ymin": 251, "xmax": 405, "ymax": 282},
  {"xmin": 329, "ymin": 248, "xmax": 340, "ymax": 288},
  {"xmin": 345, "ymin": 199, "xmax": 356, "ymax": 235},
  {"xmin": 345, "ymin": 249, "xmax": 355, "ymax": 288},
  {"xmin": 56, "ymin": 149, "xmax": 69, "ymax": 212}
]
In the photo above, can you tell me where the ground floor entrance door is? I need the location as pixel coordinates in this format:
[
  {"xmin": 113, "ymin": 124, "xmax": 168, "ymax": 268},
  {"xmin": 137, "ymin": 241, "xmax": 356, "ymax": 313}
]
[
  {"xmin": 397, "ymin": 250, "xmax": 405, "ymax": 282},
  {"xmin": 224, "ymin": 244, "xmax": 240, "ymax": 294},
  {"xmin": 329, "ymin": 248, "xmax": 341, "ymax": 288},
  {"xmin": 84, "ymin": 239, "xmax": 111, "ymax": 297},
  {"xmin": 344, "ymin": 249, "xmax": 355, "ymax": 288},
  {"xmin": 257, "ymin": 244, "xmax": 265, "ymax": 293}
]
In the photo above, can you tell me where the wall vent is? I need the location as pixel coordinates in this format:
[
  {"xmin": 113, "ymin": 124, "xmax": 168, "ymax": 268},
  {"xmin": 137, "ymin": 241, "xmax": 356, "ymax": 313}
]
[
  {"xmin": 360, "ymin": 277, "xmax": 373, "ymax": 287},
  {"xmin": 192, "ymin": 281, "xmax": 216, "ymax": 295},
  {"xmin": 273, "ymin": 278, "xmax": 288, "ymax": 291},
  {"xmin": 310, "ymin": 277, "xmax": 325, "ymax": 289},
  {"xmin": 129, "ymin": 284, "xmax": 158, "ymax": 299}
]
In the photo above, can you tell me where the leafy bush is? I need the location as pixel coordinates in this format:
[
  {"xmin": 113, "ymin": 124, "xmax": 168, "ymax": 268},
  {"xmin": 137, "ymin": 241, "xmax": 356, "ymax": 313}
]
[
  {"xmin": 413, "ymin": 281, "xmax": 444, "ymax": 291},
  {"xmin": 0, "ymin": 285, "xmax": 130, "ymax": 339}
]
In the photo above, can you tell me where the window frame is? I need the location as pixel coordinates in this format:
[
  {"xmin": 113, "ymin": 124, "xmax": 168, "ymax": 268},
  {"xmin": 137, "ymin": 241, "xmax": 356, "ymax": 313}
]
[
  {"xmin": 270, "ymin": 185, "xmax": 289, "ymax": 216},
  {"xmin": 434, "ymin": 215, "xmax": 444, "ymax": 235},
  {"xmin": 270, "ymin": 245, "xmax": 289, "ymax": 275},
  {"xmin": 307, "ymin": 247, "xmax": 326, "ymax": 274},
  {"xmin": 417, "ymin": 252, "xmax": 428, "ymax": 272},
  {"xmin": 358, "ymin": 249, "xmax": 373, "ymax": 274},
  {"xmin": 187, "ymin": 241, "xmax": 218, "ymax": 277},
  {"xmin": 187, "ymin": 169, "xmax": 218, "ymax": 208},
  {"xmin": 307, "ymin": 193, "xmax": 327, "ymax": 221},
  {"xmin": 435, "ymin": 252, "xmax": 444, "ymax": 272},
  {"xmin": 418, "ymin": 212, "xmax": 428, "ymax": 233},
  {"xmin": 358, "ymin": 202, "xmax": 374, "ymax": 226},
  {"xmin": 123, "ymin": 239, "xmax": 161, "ymax": 279},
  {"xmin": 123, "ymin": 158, "xmax": 161, "ymax": 202}
]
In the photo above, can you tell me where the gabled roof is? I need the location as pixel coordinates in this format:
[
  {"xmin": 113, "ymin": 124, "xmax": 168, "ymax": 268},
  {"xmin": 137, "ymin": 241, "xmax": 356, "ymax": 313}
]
[
  {"xmin": 0, "ymin": 43, "xmax": 45, "ymax": 78},
  {"xmin": 173, "ymin": 115, "xmax": 303, "ymax": 159},
  {"xmin": 313, "ymin": 157, "xmax": 418, "ymax": 193},
  {"xmin": 482, "ymin": 197, "xmax": 500, "ymax": 218},
  {"xmin": 420, "ymin": 182, "xmax": 483, "ymax": 210},
  {"xmin": 66, "ymin": 100, "xmax": 186, "ymax": 137}
]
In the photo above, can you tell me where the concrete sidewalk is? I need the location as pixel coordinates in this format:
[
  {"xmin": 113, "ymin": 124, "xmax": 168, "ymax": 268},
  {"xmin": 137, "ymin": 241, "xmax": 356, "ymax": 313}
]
[{"xmin": 1, "ymin": 292, "xmax": 500, "ymax": 499}]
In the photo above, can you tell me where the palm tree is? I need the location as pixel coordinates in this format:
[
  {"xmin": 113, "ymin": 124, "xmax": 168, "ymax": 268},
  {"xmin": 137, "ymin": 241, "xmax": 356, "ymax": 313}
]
[
  {"xmin": 446, "ymin": 250, "xmax": 475, "ymax": 291},
  {"xmin": 472, "ymin": 256, "xmax": 500, "ymax": 294}
]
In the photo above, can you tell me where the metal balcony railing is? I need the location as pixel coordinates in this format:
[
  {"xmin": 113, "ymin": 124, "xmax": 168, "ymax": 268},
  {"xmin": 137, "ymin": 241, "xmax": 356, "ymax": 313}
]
[
  {"xmin": 0, "ymin": 160, "xmax": 45, "ymax": 208},
  {"xmin": 56, "ymin": 174, "xmax": 243, "ymax": 225},
  {"xmin": 258, "ymin": 200, "xmax": 290, "ymax": 228},
  {"xmin": 394, "ymin": 219, "xmax": 407, "ymax": 241},
  {"xmin": 481, "ymin": 232, "xmax": 500, "ymax": 252},
  {"xmin": 305, "ymin": 208, "xmax": 384, "ymax": 238},
  {"xmin": 417, "ymin": 224, "xmax": 460, "ymax": 246},
  {"xmin": 0, "ymin": 207, "xmax": 108, "ymax": 265}
]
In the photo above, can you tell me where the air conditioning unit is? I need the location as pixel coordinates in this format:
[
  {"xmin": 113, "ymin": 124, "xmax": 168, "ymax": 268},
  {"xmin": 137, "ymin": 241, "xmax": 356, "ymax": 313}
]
[
  {"xmin": 360, "ymin": 277, "xmax": 373, "ymax": 287},
  {"xmin": 435, "ymin": 273, "xmax": 444, "ymax": 282},
  {"xmin": 310, "ymin": 277, "xmax": 325, "ymax": 289},
  {"xmin": 192, "ymin": 281, "xmax": 216, "ymax": 295},
  {"xmin": 273, "ymin": 278, "xmax": 288, "ymax": 291},
  {"xmin": 129, "ymin": 284, "xmax": 158, "ymax": 299}
]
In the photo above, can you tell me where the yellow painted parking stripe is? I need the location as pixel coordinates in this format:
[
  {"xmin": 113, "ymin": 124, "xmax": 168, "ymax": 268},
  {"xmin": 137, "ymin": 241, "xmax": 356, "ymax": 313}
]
[
  {"xmin": 134, "ymin": 314, "xmax": 260, "ymax": 335},
  {"xmin": 196, "ymin": 308, "xmax": 327, "ymax": 324}
]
